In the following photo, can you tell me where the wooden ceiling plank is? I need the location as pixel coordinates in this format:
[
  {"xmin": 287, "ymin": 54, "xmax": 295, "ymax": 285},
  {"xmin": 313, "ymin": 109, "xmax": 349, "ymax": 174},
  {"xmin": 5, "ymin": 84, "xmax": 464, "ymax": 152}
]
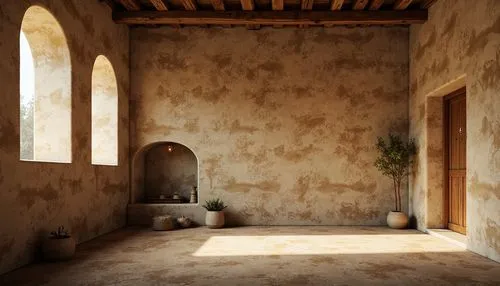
[
  {"xmin": 301, "ymin": 0, "xmax": 314, "ymax": 10},
  {"xmin": 272, "ymin": 0, "xmax": 284, "ymax": 28},
  {"xmin": 211, "ymin": 0, "xmax": 225, "ymax": 10},
  {"xmin": 117, "ymin": 0, "xmax": 141, "ymax": 11},
  {"xmin": 113, "ymin": 10, "xmax": 428, "ymax": 25},
  {"xmin": 393, "ymin": 0, "xmax": 413, "ymax": 10},
  {"xmin": 330, "ymin": 0, "xmax": 344, "ymax": 10},
  {"xmin": 353, "ymin": 0, "xmax": 369, "ymax": 10},
  {"xmin": 369, "ymin": 0, "xmax": 384, "ymax": 10},
  {"xmin": 181, "ymin": 0, "xmax": 198, "ymax": 10},
  {"xmin": 240, "ymin": 0, "xmax": 255, "ymax": 11},
  {"xmin": 150, "ymin": 0, "xmax": 168, "ymax": 11},
  {"xmin": 272, "ymin": 0, "xmax": 284, "ymax": 10},
  {"xmin": 420, "ymin": 0, "xmax": 437, "ymax": 9},
  {"xmin": 99, "ymin": 0, "xmax": 117, "ymax": 10},
  {"xmin": 300, "ymin": 0, "xmax": 314, "ymax": 27},
  {"xmin": 240, "ymin": 0, "xmax": 259, "ymax": 29}
]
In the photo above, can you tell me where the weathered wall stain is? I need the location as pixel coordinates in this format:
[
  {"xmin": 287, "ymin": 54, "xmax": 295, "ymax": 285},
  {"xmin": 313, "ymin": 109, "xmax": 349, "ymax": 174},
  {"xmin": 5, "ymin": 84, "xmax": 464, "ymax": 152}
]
[
  {"xmin": 485, "ymin": 218, "xmax": 499, "ymax": 255},
  {"xmin": 17, "ymin": 184, "xmax": 59, "ymax": 209},
  {"xmin": 318, "ymin": 180, "xmax": 377, "ymax": 195},
  {"xmin": 222, "ymin": 178, "xmax": 281, "ymax": 194},
  {"xmin": 479, "ymin": 50, "xmax": 500, "ymax": 90},
  {"xmin": 273, "ymin": 144, "xmax": 321, "ymax": 163},
  {"xmin": 466, "ymin": 16, "xmax": 500, "ymax": 57},
  {"xmin": 131, "ymin": 27, "xmax": 409, "ymax": 226},
  {"xmin": 414, "ymin": 28, "xmax": 436, "ymax": 61},
  {"xmin": 339, "ymin": 202, "xmax": 380, "ymax": 221},
  {"xmin": 230, "ymin": 120, "xmax": 259, "ymax": 134}
]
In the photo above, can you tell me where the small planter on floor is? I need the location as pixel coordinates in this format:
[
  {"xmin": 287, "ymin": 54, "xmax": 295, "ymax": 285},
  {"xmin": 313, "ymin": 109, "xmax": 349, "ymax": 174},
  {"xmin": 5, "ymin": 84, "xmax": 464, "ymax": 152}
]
[
  {"xmin": 42, "ymin": 226, "xmax": 75, "ymax": 261},
  {"xmin": 152, "ymin": 215, "xmax": 175, "ymax": 231},
  {"xmin": 202, "ymin": 198, "xmax": 227, "ymax": 229}
]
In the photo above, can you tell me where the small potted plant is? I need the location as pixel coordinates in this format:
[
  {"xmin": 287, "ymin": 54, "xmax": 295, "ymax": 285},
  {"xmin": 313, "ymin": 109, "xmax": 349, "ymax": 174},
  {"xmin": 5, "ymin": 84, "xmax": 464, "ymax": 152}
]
[
  {"xmin": 202, "ymin": 198, "xmax": 227, "ymax": 229},
  {"xmin": 42, "ymin": 226, "xmax": 76, "ymax": 261},
  {"xmin": 375, "ymin": 134, "xmax": 416, "ymax": 229}
]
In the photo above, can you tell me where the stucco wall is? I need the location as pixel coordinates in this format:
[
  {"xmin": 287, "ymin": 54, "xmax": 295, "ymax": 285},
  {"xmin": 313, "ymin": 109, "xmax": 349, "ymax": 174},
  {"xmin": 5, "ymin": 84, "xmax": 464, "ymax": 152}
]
[
  {"xmin": 409, "ymin": 0, "xmax": 500, "ymax": 262},
  {"xmin": 130, "ymin": 27, "xmax": 409, "ymax": 226},
  {"xmin": 0, "ymin": 0, "xmax": 129, "ymax": 274}
]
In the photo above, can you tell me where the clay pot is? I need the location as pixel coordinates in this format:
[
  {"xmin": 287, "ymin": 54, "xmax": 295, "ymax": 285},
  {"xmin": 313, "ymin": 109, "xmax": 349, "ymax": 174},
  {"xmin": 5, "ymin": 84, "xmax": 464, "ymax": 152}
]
[
  {"xmin": 205, "ymin": 211, "xmax": 225, "ymax": 229},
  {"xmin": 387, "ymin": 211, "xmax": 409, "ymax": 229},
  {"xmin": 42, "ymin": 237, "xmax": 76, "ymax": 261},
  {"xmin": 152, "ymin": 215, "xmax": 175, "ymax": 231}
]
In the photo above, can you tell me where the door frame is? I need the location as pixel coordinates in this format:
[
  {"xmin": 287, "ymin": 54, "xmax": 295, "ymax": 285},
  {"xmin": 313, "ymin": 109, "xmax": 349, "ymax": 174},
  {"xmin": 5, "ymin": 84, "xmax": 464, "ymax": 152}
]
[{"xmin": 442, "ymin": 86, "xmax": 467, "ymax": 233}]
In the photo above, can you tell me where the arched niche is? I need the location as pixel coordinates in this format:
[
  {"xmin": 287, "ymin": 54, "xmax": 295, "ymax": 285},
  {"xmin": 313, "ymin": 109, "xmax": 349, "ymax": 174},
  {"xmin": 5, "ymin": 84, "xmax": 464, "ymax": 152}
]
[
  {"xmin": 91, "ymin": 55, "xmax": 118, "ymax": 166},
  {"xmin": 20, "ymin": 5, "xmax": 71, "ymax": 163},
  {"xmin": 131, "ymin": 142, "xmax": 199, "ymax": 204}
]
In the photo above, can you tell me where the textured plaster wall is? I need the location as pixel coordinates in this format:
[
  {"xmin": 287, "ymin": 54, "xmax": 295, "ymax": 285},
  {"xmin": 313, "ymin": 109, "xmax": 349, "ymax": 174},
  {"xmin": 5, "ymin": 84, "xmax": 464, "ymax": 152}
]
[
  {"xmin": 409, "ymin": 0, "xmax": 500, "ymax": 262},
  {"xmin": 130, "ymin": 27, "xmax": 409, "ymax": 226},
  {"xmin": 0, "ymin": 0, "xmax": 129, "ymax": 274}
]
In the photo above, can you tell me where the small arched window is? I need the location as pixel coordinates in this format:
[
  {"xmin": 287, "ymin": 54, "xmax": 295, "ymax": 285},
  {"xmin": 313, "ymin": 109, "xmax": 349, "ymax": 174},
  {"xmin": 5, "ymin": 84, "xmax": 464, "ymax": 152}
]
[
  {"xmin": 91, "ymin": 55, "xmax": 118, "ymax": 166},
  {"xmin": 20, "ymin": 6, "xmax": 71, "ymax": 163}
]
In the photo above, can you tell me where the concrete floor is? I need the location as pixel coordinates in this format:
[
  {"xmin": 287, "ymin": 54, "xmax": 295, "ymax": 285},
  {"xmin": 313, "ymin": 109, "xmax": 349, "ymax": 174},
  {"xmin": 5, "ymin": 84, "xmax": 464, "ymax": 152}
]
[{"xmin": 1, "ymin": 226, "xmax": 499, "ymax": 286}]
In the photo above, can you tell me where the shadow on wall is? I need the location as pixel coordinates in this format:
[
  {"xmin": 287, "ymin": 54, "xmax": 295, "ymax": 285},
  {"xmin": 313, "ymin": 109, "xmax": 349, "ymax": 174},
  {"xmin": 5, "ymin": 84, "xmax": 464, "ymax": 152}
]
[{"xmin": 131, "ymin": 142, "xmax": 199, "ymax": 204}]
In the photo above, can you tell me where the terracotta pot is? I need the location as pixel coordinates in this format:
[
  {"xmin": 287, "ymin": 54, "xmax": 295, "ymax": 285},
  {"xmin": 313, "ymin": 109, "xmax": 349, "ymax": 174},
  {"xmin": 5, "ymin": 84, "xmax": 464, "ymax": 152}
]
[
  {"xmin": 387, "ymin": 211, "xmax": 409, "ymax": 229},
  {"xmin": 42, "ymin": 237, "xmax": 76, "ymax": 261},
  {"xmin": 205, "ymin": 211, "xmax": 225, "ymax": 228},
  {"xmin": 152, "ymin": 215, "xmax": 175, "ymax": 231}
]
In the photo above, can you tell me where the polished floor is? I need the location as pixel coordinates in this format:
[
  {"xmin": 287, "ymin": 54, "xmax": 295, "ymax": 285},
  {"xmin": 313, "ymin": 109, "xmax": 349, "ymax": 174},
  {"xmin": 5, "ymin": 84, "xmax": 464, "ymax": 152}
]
[{"xmin": 1, "ymin": 226, "xmax": 499, "ymax": 285}]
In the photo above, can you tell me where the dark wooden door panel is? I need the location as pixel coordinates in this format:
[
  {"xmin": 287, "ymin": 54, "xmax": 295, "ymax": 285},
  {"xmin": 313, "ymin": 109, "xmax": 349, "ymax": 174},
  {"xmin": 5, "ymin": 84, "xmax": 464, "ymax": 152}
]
[{"xmin": 446, "ymin": 90, "xmax": 466, "ymax": 235}]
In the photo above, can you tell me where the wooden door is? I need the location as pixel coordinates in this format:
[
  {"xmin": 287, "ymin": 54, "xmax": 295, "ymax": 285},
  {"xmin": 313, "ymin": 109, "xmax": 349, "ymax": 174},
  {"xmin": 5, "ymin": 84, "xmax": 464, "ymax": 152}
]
[{"xmin": 445, "ymin": 89, "xmax": 467, "ymax": 235}]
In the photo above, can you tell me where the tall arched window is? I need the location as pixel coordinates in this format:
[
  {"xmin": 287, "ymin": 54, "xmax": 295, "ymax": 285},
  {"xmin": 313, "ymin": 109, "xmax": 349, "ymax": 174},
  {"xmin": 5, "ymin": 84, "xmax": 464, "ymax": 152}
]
[
  {"xmin": 20, "ymin": 6, "xmax": 71, "ymax": 162},
  {"xmin": 91, "ymin": 55, "xmax": 118, "ymax": 166}
]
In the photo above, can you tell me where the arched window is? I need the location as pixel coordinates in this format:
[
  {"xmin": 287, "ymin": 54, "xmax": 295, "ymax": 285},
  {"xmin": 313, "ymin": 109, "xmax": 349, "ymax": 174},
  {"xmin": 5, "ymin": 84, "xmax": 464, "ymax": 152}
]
[
  {"xmin": 20, "ymin": 6, "xmax": 71, "ymax": 162},
  {"xmin": 91, "ymin": 55, "xmax": 118, "ymax": 166}
]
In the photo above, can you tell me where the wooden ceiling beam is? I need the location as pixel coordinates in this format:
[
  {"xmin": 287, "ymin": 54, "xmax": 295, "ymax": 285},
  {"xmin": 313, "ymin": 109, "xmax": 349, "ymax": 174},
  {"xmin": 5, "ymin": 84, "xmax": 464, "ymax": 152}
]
[
  {"xmin": 272, "ymin": 0, "xmax": 284, "ymax": 28},
  {"xmin": 393, "ymin": 0, "xmax": 413, "ymax": 10},
  {"xmin": 99, "ymin": 0, "xmax": 117, "ymax": 10},
  {"xmin": 420, "ymin": 0, "xmax": 437, "ymax": 9},
  {"xmin": 240, "ymin": 0, "xmax": 255, "ymax": 11},
  {"xmin": 369, "ymin": 0, "xmax": 384, "ymax": 10},
  {"xmin": 240, "ymin": 0, "xmax": 259, "ymax": 29},
  {"xmin": 181, "ymin": 0, "xmax": 198, "ymax": 10},
  {"xmin": 330, "ymin": 0, "xmax": 344, "ymax": 10},
  {"xmin": 272, "ymin": 0, "xmax": 284, "ymax": 10},
  {"xmin": 113, "ymin": 10, "xmax": 428, "ymax": 25},
  {"xmin": 301, "ymin": 0, "xmax": 314, "ymax": 10},
  {"xmin": 210, "ymin": 0, "xmax": 225, "ymax": 10},
  {"xmin": 117, "ymin": 0, "xmax": 141, "ymax": 11},
  {"xmin": 353, "ymin": 0, "xmax": 369, "ymax": 10},
  {"xmin": 150, "ymin": 0, "xmax": 168, "ymax": 11}
]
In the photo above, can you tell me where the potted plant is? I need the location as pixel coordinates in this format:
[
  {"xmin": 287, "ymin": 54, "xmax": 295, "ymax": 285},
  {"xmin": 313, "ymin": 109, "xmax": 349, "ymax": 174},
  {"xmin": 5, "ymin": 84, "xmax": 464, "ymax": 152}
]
[
  {"xmin": 202, "ymin": 198, "xmax": 227, "ymax": 229},
  {"xmin": 42, "ymin": 226, "xmax": 76, "ymax": 261},
  {"xmin": 375, "ymin": 134, "xmax": 416, "ymax": 229}
]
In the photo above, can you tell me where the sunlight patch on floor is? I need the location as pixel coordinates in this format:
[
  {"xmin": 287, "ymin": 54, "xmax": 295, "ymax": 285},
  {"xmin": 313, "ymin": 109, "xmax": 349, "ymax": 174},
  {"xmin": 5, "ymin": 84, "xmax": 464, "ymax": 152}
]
[{"xmin": 192, "ymin": 234, "xmax": 466, "ymax": 257}]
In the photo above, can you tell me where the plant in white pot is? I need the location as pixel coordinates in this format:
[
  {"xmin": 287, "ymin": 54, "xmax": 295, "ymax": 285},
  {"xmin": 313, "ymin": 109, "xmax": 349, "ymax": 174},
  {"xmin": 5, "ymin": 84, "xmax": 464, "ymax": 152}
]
[
  {"xmin": 375, "ymin": 134, "xmax": 416, "ymax": 229},
  {"xmin": 42, "ymin": 226, "xmax": 76, "ymax": 261},
  {"xmin": 202, "ymin": 198, "xmax": 227, "ymax": 229}
]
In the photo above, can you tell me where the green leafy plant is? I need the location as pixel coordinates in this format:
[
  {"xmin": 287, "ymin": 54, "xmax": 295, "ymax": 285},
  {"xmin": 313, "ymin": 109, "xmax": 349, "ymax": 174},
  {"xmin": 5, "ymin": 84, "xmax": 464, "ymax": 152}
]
[
  {"xmin": 374, "ymin": 134, "xmax": 417, "ymax": 212},
  {"xmin": 50, "ymin": 226, "xmax": 71, "ymax": 239},
  {"xmin": 202, "ymin": 198, "xmax": 227, "ymax": 211}
]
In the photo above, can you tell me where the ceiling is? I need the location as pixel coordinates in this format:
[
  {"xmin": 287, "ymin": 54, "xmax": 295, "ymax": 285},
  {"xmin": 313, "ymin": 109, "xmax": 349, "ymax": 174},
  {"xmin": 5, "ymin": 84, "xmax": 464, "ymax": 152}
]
[{"xmin": 101, "ymin": 0, "xmax": 437, "ymax": 28}]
